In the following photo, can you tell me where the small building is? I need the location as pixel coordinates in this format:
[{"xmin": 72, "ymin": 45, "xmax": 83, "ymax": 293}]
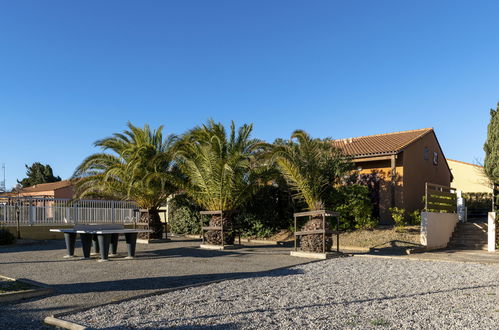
[
  {"xmin": 332, "ymin": 128, "xmax": 453, "ymax": 224},
  {"xmin": 13, "ymin": 180, "xmax": 74, "ymax": 199},
  {"xmin": 447, "ymin": 159, "xmax": 492, "ymax": 194}
]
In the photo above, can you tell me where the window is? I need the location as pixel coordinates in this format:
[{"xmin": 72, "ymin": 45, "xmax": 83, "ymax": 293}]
[
  {"xmin": 424, "ymin": 147, "xmax": 429, "ymax": 160},
  {"xmin": 433, "ymin": 152, "xmax": 438, "ymax": 165}
]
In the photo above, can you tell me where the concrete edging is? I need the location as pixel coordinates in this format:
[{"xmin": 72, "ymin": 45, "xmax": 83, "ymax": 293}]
[
  {"xmin": 44, "ymin": 317, "xmax": 87, "ymax": 330},
  {"xmin": 0, "ymin": 276, "xmax": 53, "ymax": 304}
]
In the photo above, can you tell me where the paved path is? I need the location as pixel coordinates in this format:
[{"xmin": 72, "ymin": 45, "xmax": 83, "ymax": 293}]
[{"xmin": 0, "ymin": 238, "xmax": 309, "ymax": 329}]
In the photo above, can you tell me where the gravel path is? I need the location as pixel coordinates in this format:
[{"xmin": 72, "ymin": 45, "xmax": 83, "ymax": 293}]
[
  {"xmin": 0, "ymin": 238, "xmax": 307, "ymax": 329},
  {"xmin": 64, "ymin": 257, "xmax": 499, "ymax": 329}
]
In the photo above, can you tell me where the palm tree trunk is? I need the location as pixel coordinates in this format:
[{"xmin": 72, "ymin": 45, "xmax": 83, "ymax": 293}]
[
  {"xmin": 300, "ymin": 216, "xmax": 332, "ymax": 252},
  {"xmin": 140, "ymin": 208, "xmax": 164, "ymax": 239}
]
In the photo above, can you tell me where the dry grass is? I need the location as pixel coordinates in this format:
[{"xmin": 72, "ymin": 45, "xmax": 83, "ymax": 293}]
[
  {"xmin": 339, "ymin": 226, "xmax": 421, "ymax": 248},
  {"xmin": 269, "ymin": 225, "xmax": 422, "ymax": 250}
]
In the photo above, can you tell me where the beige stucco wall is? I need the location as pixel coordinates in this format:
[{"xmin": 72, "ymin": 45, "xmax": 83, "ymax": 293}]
[
  {"xmin": 402, "ymin": 132, "xmax": 452, "ymax": 213},
  {"xmin": 447, "ymin": 159, "xmax": 492, "ymax": 193},
  {"xmin": 420, "ymin": 212, "xmax": 458, "ymax": 249}
]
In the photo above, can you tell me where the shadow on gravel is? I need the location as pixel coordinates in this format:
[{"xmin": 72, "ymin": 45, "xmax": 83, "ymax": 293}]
[
  {"xmin": 51, "ymin": 267, "xmax": 306, "ymax": 296},
  {"xmin": 0, "ymin": 240, "xmax": 66, "ymax": 253},
  {"xmin": 352, "ymin": 240, "xmax": 423, "ymax": 256}
]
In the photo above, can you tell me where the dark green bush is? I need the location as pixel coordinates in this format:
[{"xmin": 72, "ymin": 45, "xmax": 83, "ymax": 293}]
[
  {"xmin": 0, "ymin": 227, "xmax": 15, "ymax": 245},
  {"xmin": 463, "ymin": 192, "xmax": 492, "ymax": 210},
  {"xmin": 169, "ymin": 195, "xmax": 201, "ymax": 235},
  {"xmin": 237, "ymin": 185, "xmax": 295, "ymax": 237},
  {"xmin": 331, "ymin": 184, "xmax": 374, "ymax": 230}
]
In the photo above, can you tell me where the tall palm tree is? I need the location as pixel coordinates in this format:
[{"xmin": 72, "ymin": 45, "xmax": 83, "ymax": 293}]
[
  {"xmin": 175, "ymin": 119, "xmax": 264, "ymax": 245},
  {"xmin": 270, "ymin": 130, "xmax": 351, "ymax": 252},
  {"xmin": 73, "ymin": 122, "xmax": 180, "ymax": 239}
]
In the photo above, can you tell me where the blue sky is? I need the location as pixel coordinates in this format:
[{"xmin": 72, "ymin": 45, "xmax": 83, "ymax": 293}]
[{"xmin": 1, "ymin": 1, "xmax": 498, "ymax": 189}]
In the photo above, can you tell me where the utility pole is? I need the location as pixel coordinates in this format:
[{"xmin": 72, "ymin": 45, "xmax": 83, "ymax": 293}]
[{"xmin": 0, "ymin": 163, "xmax": 5, "ymax": 193}]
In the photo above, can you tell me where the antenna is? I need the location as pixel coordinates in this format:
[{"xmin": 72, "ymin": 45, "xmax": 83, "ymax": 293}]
[{"xmin": 0, "ymin": 163, "xmax": 5, "ymax": 192}]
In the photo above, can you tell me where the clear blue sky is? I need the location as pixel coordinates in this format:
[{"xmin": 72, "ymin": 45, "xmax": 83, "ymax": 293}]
[{"xmin": 1, "ymin": 1, "xmax": 499, "ymax": 190}]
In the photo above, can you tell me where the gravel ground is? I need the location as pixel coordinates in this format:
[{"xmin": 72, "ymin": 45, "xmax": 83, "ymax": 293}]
[
  {"xmin": 64, "ymin": 257, "xmax": 499, "ymax": 329},
  {"xmin": 0, "ymin": 238, "xmax": 307, "ymax": 329}
]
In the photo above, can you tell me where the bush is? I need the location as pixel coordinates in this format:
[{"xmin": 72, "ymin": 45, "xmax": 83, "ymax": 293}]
[
  {"xmin": 389, "ymin": 207, "xmax": 406, "ymax": 230},
  {"xmin": 237, "ymin": 185, "xmax": 295, "ymax": 238},
  {"xmin": 332, "ymin": 184, "xmax": 375, "ymax": 230},
  {"xmin": 169, "ymin": 195, "xmax": 201, "ymax": 235},
  {"xmin": 0, "ymin": 227, "xmax": 15, "ymax": 245},
  {"xmin": 409, "ymin": 210, "xmax": 421, "ymax": 225},
  {"xmin": 462, "ymin": 192, "xmax": 493, "ymax": 210}
]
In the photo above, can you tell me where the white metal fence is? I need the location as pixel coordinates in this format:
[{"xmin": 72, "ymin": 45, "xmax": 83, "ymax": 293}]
[{"xmin": 0, "ymin": 197, "xmax": 138, "ymax": 226}]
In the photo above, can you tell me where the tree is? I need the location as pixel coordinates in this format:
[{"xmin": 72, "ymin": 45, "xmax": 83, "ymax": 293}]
[
  {"xmin": 484, "ymin": 103, "xmax": 499, "ymax": 209},
  {"xmin": 17, "ymin": 163, "xmax": 61, "ymax": 188},
  {"xmin": 270, "ymin": 130, "xmax": 352, "ymax": 252},
  {"xmin": 175, "ymin": 119, "xmax": 264, "ymax": 245},
  {"xmin": 73, "ymin": 122, "xmax": 180, "ymax": 238}
]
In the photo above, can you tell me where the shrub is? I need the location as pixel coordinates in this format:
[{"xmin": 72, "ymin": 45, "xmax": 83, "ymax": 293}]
[
  {"xmin": 235, "ymin": 213, "xmax": 275, "ymax": 238},
  {"xmin": 389, "ymin": 207, "xmax": 406, "ymax": 230},
  {"xmin": 409, "ymin": 210, "xmax": 421, "ymax": 225},
  {"xmin": 355, "ymin": 216, "xmax": 379, "ymax": 230},
  {"xmin": 237, "ymin": 185, "xmax": 295, "ymax": 238},
  {"xmin": 332, "ymin": 184, "xmax": 375, "ymax": 230},
  {"xmin": 169, "ymin": 195, "xmax": 201, "ymax": 235},
  {"xmin": 0, "ymin": 227, "xmax": 15, "ymax": 245}
]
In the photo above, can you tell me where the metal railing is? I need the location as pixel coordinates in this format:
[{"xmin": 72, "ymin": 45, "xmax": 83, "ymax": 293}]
[{"xmin": 0, "ymin": 197, "xmax": 138, "ymax": 226}]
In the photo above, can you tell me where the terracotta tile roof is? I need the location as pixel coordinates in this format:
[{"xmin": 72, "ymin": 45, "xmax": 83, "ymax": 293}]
[
  {"xmin": 21, "ymin": 180, "xmax": 73, "ymax": 193},
  {"xmin": 332, "ymin": 128, "xmax": 433, "ymax": 158}
]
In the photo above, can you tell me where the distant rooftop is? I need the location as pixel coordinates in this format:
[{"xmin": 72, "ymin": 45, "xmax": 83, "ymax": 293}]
[
  {"xmin": 332, "ymin": 128, "xmax": 433, "ymax": 158},
  {"xmin": 21, "ymin": 180, "xmax": 72, "ymax": 193}
]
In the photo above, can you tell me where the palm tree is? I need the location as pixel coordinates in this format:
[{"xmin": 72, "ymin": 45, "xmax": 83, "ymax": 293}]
[
  {"xmin": 175, "ymin": 119, "xmax": 264, "ymax": 245},
  {"xmin": 270, "ymin": 130, "xmax": 351, "ymax": 252},
  {"xmin": 73, "ymin": 122, "xmax": 180, "ymax": 239}
]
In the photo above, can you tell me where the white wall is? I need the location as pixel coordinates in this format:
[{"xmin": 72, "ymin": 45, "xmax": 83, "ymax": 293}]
[
  {"xmin": 420, "ymin": 212, "xmax": 458, "ymax": 249},
  {"xmin": 488, "ymin": 212, "xmax": 496, "ymax": 252}
]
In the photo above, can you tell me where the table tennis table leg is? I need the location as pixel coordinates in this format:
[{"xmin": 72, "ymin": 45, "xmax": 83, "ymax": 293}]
[
  {"xmin": 110, "ymin": 233, "xmax": 119, "ymax": 256},
  {"xmin": 63, "ymin": 232, "xmax": 77, "ymax": 258},
  {"xmin": 97, "ymin": 234, "xmax": 111, "ymax": 262},
  {"xmin": 80, "ymin": 233, "xmax": 93, "ymax": 260},
  {"xmin": 92, "ymin": 234, "xmax": 100, "ymax": 255},
  {"xmin": 124, "ymin": 232, "xmax": 138, "ymax": 259}
]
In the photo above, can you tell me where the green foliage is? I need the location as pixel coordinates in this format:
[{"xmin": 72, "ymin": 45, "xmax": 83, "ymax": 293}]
[
  {"xmin": 236, "ymin": 185, "xmax": 295, "ymax": 237},
  {"xmin": 409, "ymin": 210, "xmax": 421, "ymax": 225},
  {"xmin": 0, "ymin": 227, "xmax": 15, "ymax": 245},
  {"xmin": 390, "ymin": 207, "xmax": 406, "ymax": 230},
  {"xmin": 17, "ymin": 163, "xmax": 61, "ymax": 188},
  {"xmin": 175, "ymin": 119, "xmax": 265, "ymax": 211},
  {"xmin": 332, "ymin": 184, "xmax": 375, "ymax": 230},
  {"xmin": 484, "ymin": 104, "xmax": 499, "ymax": 187},
  {"xmin": 169, "ymin": 195, "xmax": 201, "ymax": 235},
  {"xmin": 73, "ymin": 122, "xmax": 179, "ymax": 210},
  {"xmin": 235, "ymin": 214, "xmax": 275, "ymax": 238},
  {"xmin": 463, "ymin": 192, "xmax": 492, "ymax": 209},
  {"xmin": 269, "ymin": 130, "xmax": 352, "ymax": 211}
]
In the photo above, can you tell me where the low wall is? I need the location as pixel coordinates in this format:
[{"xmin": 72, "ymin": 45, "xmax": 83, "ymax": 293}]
[
  {"xmin": 3, "ymin": 224, "xmax": 135, "ymax": 240},
  {"xmin": 420, "ymin": 212, "xmax": 458, "ymax": 249}
]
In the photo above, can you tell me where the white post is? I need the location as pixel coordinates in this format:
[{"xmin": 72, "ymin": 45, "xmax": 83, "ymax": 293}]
[{"xmin": 488, "ymin": 212, "xmax": 496, "ymax": 252}]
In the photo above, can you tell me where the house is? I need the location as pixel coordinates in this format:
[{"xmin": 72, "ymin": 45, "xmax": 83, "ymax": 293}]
[
  {"xmin": 13, "ymin": 180, "xmax": 74, "ymax": 199},
  {"xmin": 447, "ymin": 159, "xmax": 492, "ymax": 194},
  {"xmin": 332, "ymin": 128, "xmax": 452, "ymax": 224}
]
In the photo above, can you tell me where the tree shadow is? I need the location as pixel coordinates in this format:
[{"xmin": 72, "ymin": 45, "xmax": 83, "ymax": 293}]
[{"xmin": 51, "ymin": 267, "xmax": 305, "ymax": 296}]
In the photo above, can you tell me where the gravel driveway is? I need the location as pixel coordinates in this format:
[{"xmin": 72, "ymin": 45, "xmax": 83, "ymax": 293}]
[{"xmin": 64, "ymin": 257, "xmax": 499, "ymax": 329}]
